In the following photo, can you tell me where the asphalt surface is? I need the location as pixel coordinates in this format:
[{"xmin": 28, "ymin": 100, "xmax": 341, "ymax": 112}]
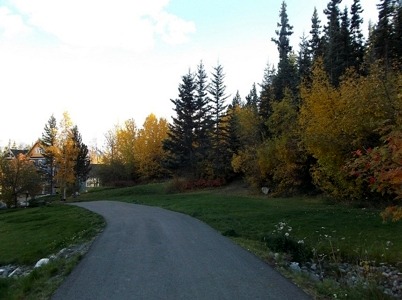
[{"xmin": 52, "ymin": 201, "xmax": 311, "ymax": 300}]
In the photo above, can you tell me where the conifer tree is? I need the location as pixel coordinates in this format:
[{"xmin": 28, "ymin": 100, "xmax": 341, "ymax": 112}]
[
  {"xmin": 271, "ymin": 1, "xmax": 297, "ymax": 100},
  {"xmin": 208, "ymin": 63, "xmax": 230, "ymax": 178},
  {"xmin": 298, "ymin": 33, "xmax": 312, "ymax": 81},
  {"xmin": 71, "ymin": 126, "xmax": 91, "ymax": 193},
  {"xmin": 40, "ymin": 114, "xmax": 58, "ymax": 194},
  {"xmin": 309, "ymin": 7, "xmax": 323, "ymax": 61},
  {"xmin": 259, "ymin": 63, "xmax": 276, "ymax": 138},
  {"xmin": 323, "ymin": 0, "xmax": 343, "ymax": 86},
  {"xmin": 245, "ymin": 83, "xmax": 259, "ymax": 109},
  {"xmin": 194, "ymin": 61, "xmax": 212, "ymax": 176},
  {"xmin": 227, "ymin": 91, "xmax": 242, "ymax": 158},
  {"xmin": 163, "ymin": 71, "xmax": 197, "ymax": 176},
  {"xmin": 373, "ymin": 0, "xmax": 397, "ymax": 67},
  {"xmin": 350, "ymin": 0, "xmax": 365, "ymax": 70}
]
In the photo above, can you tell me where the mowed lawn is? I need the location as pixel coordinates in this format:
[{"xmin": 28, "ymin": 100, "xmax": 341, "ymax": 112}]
[
  {"xmin": 0, "ymin": 204, "xmax": 104, "ymax": 265},
  {"xmin": 77, "ymin": 183, "xmax": 402, "ymax": 265}
]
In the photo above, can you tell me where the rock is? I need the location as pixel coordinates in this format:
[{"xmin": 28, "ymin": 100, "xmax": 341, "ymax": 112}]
[
  {"xmin": 290, "ymin": 262, "xmax": 301, "ymax": 273},
  {"xmin": 261, "ymin": 187, "xmax": 270, "ymax": 195},
  {"xmin": 34, "ymin": 258, "xmax": 50, "ymax": 268},
  {"xmin": 0, "ymin": 268, "xmax": 7, "ymax": 277},
  {"xmin": 8, "ymin": 267, "xmax": 21, "ymax": 277}
]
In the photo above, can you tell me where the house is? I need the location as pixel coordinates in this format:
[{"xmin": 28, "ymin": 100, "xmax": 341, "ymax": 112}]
[{"xmin": 4, "ymin": 141, "xmax": 50, "ymax": 196}]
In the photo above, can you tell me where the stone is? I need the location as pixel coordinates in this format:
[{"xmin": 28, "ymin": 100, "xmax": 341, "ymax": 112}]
[
  {"xmin": 34, "ymin": 258, "xmax": 50, "ymax": 268},
  {"xmin": 289, "ymin": 262, "xmax": 301, "ymax": 273}
]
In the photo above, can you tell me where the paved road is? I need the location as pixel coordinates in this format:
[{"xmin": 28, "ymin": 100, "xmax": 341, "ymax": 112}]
[{"xmin": 52, "ymin": 201, "xmax": 311, "ymax": 300}]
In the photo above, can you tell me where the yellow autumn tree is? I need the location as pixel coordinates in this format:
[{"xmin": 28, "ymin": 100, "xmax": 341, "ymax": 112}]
[
  {"xmin": 258, "ymin": 90, "xmax": 308, "ymax": 194},
  {"xmin": 134, "ymin": 114, "xmax": 169, "ymax": 180},
  {"xmin": 300, "ymin": 59, "xmax": 401, "ymax": 200},
  {"xmin": 52, "ymin": 112, "xmax": 78, "ymax": 200}
]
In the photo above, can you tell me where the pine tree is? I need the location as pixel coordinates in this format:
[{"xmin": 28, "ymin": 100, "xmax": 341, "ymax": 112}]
[
  {"xmin": 373, "ymin": 0, "xmax": 397, "ymax": 67},
  {"xmin": 350, "ymin": 0, "xmax": 365, "ymax": 70},
  {"xmin": 245, "ymin": 83, "xmax": 259, "ymax": 110},
  {"xmin": 271, "ymin": 1, "xmax": 297, "ymax": 100},
  {"xmin": 392, "ymin": 0, "xmax": 402, "ymax": 61},
  {"xmin": 298, "ymin": 33, "xmax": 312, "ymax": 81},
  {"xmin": 309, "ymin": 7, "xmax": 324, "ymax": 60},
  {"xmin": 208, "ymin": 63, "xmax": 230, "ymax": 178},
  {"xmin": 340, "ymin": 7, "xmax": 352, "ymax": 73},
  {"xmin": 227, "ymin": 92, "xmax": 242, "ymax": 157},
  {"xmin": 323, "ymin": 0, "xmax": 343, "ymax": 86},
  {"xmin": 194, "ymin": 61, "xmax": 212, "ymax": 176},
  {"xmin": 71, "ymin": 126, "xmax": 91, "ymax": 194},
  {"xmin": 163, "ymin": 71, "xmax": 197, "ymax": 176},
  {"xmin": 259, "ymin": 63, "xmax": 276, "ymax": 139},
  {"xmin": 40, "ymin": 114, "xmax": 58, "ymax": 194}
]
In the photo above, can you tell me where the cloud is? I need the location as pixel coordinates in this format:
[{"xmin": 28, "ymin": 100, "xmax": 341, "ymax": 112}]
[
  {"xmin": 0, "ymin": 7, "xmax": 32, "ymax": 40},
  {"xmin": 8, "ymin": 0, "xmax": 195, "ymax": 51}
]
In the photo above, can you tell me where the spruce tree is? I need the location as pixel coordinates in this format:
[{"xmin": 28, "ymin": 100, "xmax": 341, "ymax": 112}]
[
  {"xmin": 208, "ymin": 63, "xmax": 230, "ymax": 178},
  {"xmin": 340, "ymin": 7, "xmax": 352, "ymax": 73},
  {"xmin": 298, "ymin": 33, "xmax": 312, "ymax": 81},
  {"xmin": 373, "ymin": 0, "xmax": 397, "ymax": 67},
  {"xmin": 350, "ymin": 0, "xmax": 365, "ymax": 70},
  {"xmin": 40, "ymin": 114, "xmax": 58, "ymax": 194},
  {"xmin": 194, "ymin": 61, "xmax": 212, "ymax": 177},
  {"xmin": 309, "ymin": 7, "xmax": 324, "ymax": 60},
  {"xmin": 259, "ymin": 63, "xmax": 276, "ymax": 138},
  {"xmin": 271, "ymin": 1, "xmax": 297, "ymax": 100},
  {"xmin": 71, "ymin": 126, "xmax": 91, "ymax": 193},
  {"xmin": 323, "ymin": 0, "xmax": 344, "ymax": 86},
  {"xmin": 227, "ymin": 91, "xmax": 242, "ymax": 157},
  {"xmin": 245, "ymin": 83, "xmax": 259, "ymax": 110},
  {"xmin": 163, "ymin": 71, "xmax": 197, "ymax": 176}
]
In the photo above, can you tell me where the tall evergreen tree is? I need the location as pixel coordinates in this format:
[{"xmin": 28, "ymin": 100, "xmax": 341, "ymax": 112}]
[
  {"xmin": 392, "ymin": 0, "xmax": 402, "ymax": 61},
  {"xmin": 373, "ymin": 0, "xmax": 397, "ymax": 67},
  {"xmin": 245, "ymin": 83, "xmax": 259, "ymax": 109},
  {"xmin": 227, "ymin": 91, "xmax": 242, "ymax": 157},
  {"xmin": 350, "ymin": 0, "xmax": 365, "ymax": 70},
  {"xmin": 71, "ymin": 126, "xmax": 91, "ymax": 193},
  {"xmin": 309, "ymin": 7, "xmax": 324, "ymax": 60},
  {"xmin": 208, "ymin": 63, "xmax": 230, "ymax": 178},
  {"xmin": 194, "ymin": 61, "xmax": 212, "ymax": 177},
  {"xmin": 340, "ymin": 7, "xmax": 352, "ymax": 72},
  {"xmin": 323, "ymin": 0, "xmax": 343, "ymax": 86},
  {"xmin": 298, "ymin": 33, "xmax": 312, "ymax": 81},
  {"xmin": 163, "ymin": 71, "xmax": 197, "ymax": 176},
  {"xmin": 259, "ymin": 63, "xmax": 276, "ymax": 138},
  {"xmin": 271, "ymin": 1, "xmax": 297, "ymax": 100},
  {"xmin": 40, "ymin": 114, "xmax": 58, "ymax": 194}
]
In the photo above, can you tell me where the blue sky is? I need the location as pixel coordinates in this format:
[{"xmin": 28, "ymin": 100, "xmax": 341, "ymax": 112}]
[{"xmin": 0, "ymin": 0, "xmax": 378, "ymax": 148}]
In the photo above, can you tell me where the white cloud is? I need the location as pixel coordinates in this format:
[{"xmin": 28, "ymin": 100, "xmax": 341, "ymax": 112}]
[
  {"xmin": 0, "ymin": 7, "xmax": 32, "ymax": 39},
  {"xmin": 10, "ymin": 0, "xmax": 195, "ymax": 51}
]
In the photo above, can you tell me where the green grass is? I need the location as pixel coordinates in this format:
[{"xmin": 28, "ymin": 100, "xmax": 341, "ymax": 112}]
[
  {"xmin": 2, "ymin": 182, "xmax": 400, "ymax": 299},
  {"xmin": 0, "ymin": 203, "xmax": 105, "ymax": 299},
  {"xmin": 77, "ymin": 183, "xmax": 402, "ymax": 265}
]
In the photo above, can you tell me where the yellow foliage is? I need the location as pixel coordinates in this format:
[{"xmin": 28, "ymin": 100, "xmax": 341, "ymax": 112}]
[
  {"xmin": 299, "ymin": 59, "xmax": 402, "ymax": 199},
  {"xmin": 134, "ymin": 114, "xmax": 169, "ymax": 179}
]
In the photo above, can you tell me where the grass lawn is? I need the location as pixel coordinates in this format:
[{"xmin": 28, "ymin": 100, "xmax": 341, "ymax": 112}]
[
  {"xmin": 2, "ymin": 182, "xmax": 401, "ymax": 299},
  {"xmin": 0, "ymin": 204, "xmax": 104, "ymax": 299},
  {"xmin": 76, "ymin": 182, "xmax": 402, "ymax": 299},
  {"xmin": 77, "ymin": 183, "xmax": 402, "ymax": 266}
]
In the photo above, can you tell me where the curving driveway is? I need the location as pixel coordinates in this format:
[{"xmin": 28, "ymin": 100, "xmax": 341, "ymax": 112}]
[{"xmin": 52, "ymin": 201, "xmax": 311, "ymax": 300}]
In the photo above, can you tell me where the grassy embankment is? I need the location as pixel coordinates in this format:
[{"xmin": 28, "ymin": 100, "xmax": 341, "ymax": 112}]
[{"xmin": 0, "ymin": 204, "xmax": 104, "ymax": 299}]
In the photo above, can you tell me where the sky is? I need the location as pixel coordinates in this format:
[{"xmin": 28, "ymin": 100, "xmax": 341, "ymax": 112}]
[{"xmin": 0, "ymin": 0, "xmax": 379, "ymax": 149}]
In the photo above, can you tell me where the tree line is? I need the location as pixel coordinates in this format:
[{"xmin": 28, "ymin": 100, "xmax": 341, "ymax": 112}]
[
  {"xmin": 1, "ymin": 0, "xmax": 401, "ymax": 220},
  {"xmin": 100, "ymin": 0, "xmax": 402, "ymax": 219}
]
